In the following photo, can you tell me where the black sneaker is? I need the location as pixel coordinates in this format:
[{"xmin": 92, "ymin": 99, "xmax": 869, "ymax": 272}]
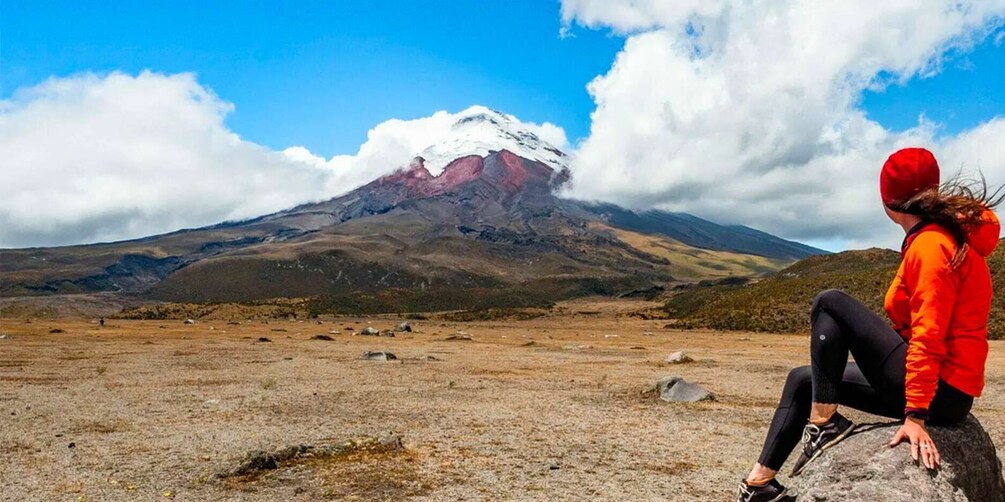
[
  {"xmin": 735, "ymin": 478, "xmax": 789, "ymax": 502},
  {"xmin": 790, "ymin": 412, "xmax": 854, "ymax": 476}
]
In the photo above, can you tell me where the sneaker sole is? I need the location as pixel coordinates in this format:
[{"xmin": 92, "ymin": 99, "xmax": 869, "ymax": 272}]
[{"xmin": 790, "ymin": 422, "xmax": 855, "ymax": 476}]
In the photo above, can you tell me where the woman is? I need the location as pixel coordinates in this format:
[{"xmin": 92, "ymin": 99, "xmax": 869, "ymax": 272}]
[{"xmin": 736, "ymin": 147, "xmax": 1002, "ymax": 502}]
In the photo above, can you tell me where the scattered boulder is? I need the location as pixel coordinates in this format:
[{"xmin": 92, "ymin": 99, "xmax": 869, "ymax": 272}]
[
  {"xmin": 656, "ymin": 376, "xmax": 714, "ymax": 402},
  {"xmin": 562, "ymin": 344, "xmax": 592, "ymax": 351},
  {"xmin": 521, "ymin": 340, "xmax": 536, "ymax": 347},
  {"xmin": 184, "ymin": 319, "xmax": 196, "ymax": 325},
  {"xmin": 361, "ymin": 327, "xmax": 380, "ymax": 336},
  {"xmin": 791, "ymin": 415, "xmax": 1005, "ymax": 501},
  {"xmin": 444, "ymin": 334, "xmax": 472, "ymax": 341},
  {"xmin": 311, "ymin": 334, "xmax": 334, "ymax": 341},
  {"xmin": 665, "ymin": 351, "xmax": 693, "ymax": 364},
  {"xmin": 379, "ymin": 330, "xmax": 396, "ymax": 337},
  {"xmin": 0, "ymin": 334, "xmax": 9, "ymax": 340},
  {"xmin": 360, "ymin": 351, "xmax": 397, "ymax": 361},
  {"xmin": 344, "ymin": 326, "xmax": 354, "ymax": 331},
  {"xmin": 257, "ymin": 337, "xmax": 272, "ymax": 343},
  {"xmin": 395, "ymin": 322, "xmax": 413, "ymax": 332},
  {"xmin": 48, "ymin": 328, "xmax": 65, "ymax": 334}
]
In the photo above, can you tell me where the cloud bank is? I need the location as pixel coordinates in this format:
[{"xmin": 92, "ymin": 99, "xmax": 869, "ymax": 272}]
[
  {"xmin": 0, "ymin": 72, "xmax": 564, "ymax": 248},
  {"xmin": 560, "ymin": 0, "xmax": 1005, "ymax": 249}
]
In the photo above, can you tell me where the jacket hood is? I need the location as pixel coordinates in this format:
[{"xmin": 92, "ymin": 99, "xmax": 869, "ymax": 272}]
[{"xmin": 965, "ymin": 209, "xmax": 1000, "ymax": 257}]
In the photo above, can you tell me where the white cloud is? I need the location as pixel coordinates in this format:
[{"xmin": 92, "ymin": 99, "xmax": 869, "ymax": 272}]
[
  {"xmin": 0, "ymin": 73, "xmax": 565, "ymax": 248},
  {"xmin": 284, "ymin": 105, "xmax": 570, "ymax": 177},
  {"xmin": 0, "ymin": 71, "xmax": 338, "ymax": 248},
  {"xmin": 560, "ymin": 0, "xmax": 1005, "ymax": 248}
]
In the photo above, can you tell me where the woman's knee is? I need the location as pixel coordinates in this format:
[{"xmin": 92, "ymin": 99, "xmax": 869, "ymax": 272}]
[
  {"xmin": 812, "ymin": 289, "xmax": 848, "ymax": 313},
  {"xmin": 811, "ymin": 289, "xmax": 851, "ymax": 324},
  {"xmin": 781, "ymin": 366, "xmax": 813, "ymax": 400}
]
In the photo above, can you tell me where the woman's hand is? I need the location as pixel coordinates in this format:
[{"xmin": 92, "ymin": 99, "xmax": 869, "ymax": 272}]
[{"xmin": 888, "ymin": 416, "xmax": 940, "ymax": 469}]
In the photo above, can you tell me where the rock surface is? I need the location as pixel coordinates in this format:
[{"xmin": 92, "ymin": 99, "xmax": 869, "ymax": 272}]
[
  {"xmin": 656, "ymin": 376, "xmax": 714, "ymax": 402},
  {"xmin": 791, "ymin": 415, "xmax": 1005, "ymax": 501},
  {"xmin": 360, "ymin": 351, "xmax": 397, "ymax": 361},
  {"xmin": 665, "ymin": 351, "xmax": 693, "ymax": 364}
]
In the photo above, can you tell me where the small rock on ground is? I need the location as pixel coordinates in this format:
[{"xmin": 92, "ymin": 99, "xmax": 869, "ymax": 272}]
[
  {"xmin": 656, "ymin": 376, "xmax": 714, "ymax": 402},
  {"xmin": 665, "ymin": 351, "xmax": 693, "ymax": 364},
  {"xmin": 360, "ymin": 351, "xmax": 397, "ymax": 361}
]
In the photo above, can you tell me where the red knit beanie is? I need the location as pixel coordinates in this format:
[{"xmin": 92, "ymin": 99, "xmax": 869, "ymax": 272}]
[{"xmin": 880, "ymin": 147, "xmax": 940, "ymax": 206}]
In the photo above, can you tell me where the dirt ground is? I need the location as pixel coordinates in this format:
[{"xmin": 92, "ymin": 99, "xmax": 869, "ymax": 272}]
[{"xmin": 2, "ymin": 298, "xmax": 1004, "ymax": 501}]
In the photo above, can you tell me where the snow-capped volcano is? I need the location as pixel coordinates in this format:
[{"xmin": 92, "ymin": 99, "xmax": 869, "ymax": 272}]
[
  {"xmin": 281, "ymin": 105, "xmax": 570, "ymax": 191},
  {"xmin": 415, "ymin": 106, "xmax": 569, "ymax": 174}
]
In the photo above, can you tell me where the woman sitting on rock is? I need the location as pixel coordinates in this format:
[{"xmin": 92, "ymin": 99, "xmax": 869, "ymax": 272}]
[{"xmin": 736, "ymin": 147, "xmax": 1002, "ymax": 502}]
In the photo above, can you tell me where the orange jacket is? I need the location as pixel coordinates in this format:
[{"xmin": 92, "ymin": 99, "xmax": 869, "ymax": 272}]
[{"xmin": 884, "ymin": 209, "xmax": 999, "ymax": 411}]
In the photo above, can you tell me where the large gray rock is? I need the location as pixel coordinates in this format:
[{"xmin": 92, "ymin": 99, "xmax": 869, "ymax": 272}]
[
  {"xmin": 791, "ymin": 415, "xmax": 1005, "ymax": 501},
  {"xmin": 656, "ymin": 376, "xmax": 714, "ymax": 402}
]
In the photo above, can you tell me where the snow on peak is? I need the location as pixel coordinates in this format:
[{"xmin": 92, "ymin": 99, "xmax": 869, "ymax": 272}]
[
  {"xmin": 280, "ymin": 106, "xmax": 570, "ymax": 197},
  {"xmin": 416, "ymin": 106, "xmax": 569, "ymax": 174}
]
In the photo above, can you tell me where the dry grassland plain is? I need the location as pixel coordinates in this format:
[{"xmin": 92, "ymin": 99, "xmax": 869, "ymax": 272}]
[{"xmin": 2, "ymin": 299, "xmax": 1004, "ymax": 501}]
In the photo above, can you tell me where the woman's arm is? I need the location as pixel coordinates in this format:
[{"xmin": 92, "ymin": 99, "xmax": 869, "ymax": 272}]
[
  {"xmin": 902, "ymin": 231, "xmax": 958, "ymax": 416},
  {"xmin": 890, "ymin": 231, "xmax": 959, "ymax": 469}
]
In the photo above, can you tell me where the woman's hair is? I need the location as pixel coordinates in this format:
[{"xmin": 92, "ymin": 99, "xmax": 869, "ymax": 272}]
[{"xmin": 888, "ymin": 172, "xmax": 1005, "ymax": 262}]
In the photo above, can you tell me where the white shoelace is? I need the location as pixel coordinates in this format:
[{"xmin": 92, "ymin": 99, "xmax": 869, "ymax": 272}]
[
  {"xmin": 737, "ymin": 482, "xmax": 755, "ymax": 502},
  {"xmin": 802, "ymin": 423, "xmax": 823, "ymax": 451}
]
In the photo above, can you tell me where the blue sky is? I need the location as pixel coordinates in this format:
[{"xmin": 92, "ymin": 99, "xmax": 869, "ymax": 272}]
[
  {"xmin": 7, "ymin": 1, "xmax": 1001, "ymax": 157},
  {"xmin": 2, "ymin": 0, "xmax": 624, "ymax": 157},
  {"xmin": 861, "ymin": 36, "xmax": 1005, "ymax": 137}
]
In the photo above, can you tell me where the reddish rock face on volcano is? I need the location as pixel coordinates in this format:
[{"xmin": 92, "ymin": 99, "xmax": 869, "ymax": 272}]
[{"xmin": 371, "ymin": 149, "xmax": 565, "ymax": 202}]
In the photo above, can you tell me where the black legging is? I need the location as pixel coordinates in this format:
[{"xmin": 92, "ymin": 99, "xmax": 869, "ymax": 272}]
[{"xmin": 757, "ymin": 289, "xmax": 974, "ymax": 470}]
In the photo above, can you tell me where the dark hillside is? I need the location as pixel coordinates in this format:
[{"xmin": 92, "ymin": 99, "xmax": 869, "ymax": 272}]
[{"xmin": 663, "ymin": 245, "xmax": 1005, "ymax": 340}]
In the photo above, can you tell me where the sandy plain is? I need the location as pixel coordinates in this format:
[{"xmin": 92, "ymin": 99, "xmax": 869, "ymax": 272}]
[{"xmin": 1, "ymin": 299, "xmax": 1004, "ymax": 501}]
